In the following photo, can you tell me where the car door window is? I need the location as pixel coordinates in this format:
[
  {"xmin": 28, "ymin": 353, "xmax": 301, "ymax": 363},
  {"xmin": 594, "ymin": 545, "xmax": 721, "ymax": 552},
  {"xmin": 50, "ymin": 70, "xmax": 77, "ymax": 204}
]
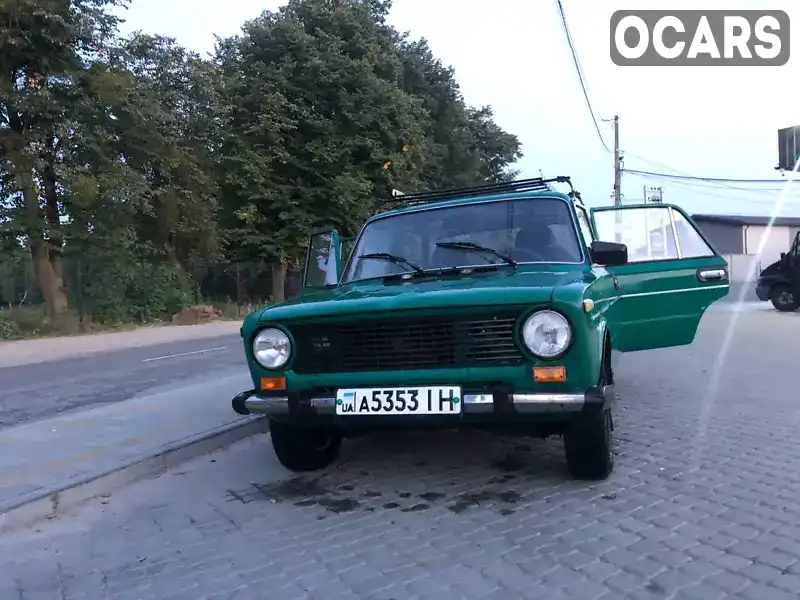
[
  {"xmin": 670, "ymin": 209, "xmax": 715, "ymax": 258},
  {"xmin": 593, "ymin": 206, "xmax": 680, "ymax": 262}
]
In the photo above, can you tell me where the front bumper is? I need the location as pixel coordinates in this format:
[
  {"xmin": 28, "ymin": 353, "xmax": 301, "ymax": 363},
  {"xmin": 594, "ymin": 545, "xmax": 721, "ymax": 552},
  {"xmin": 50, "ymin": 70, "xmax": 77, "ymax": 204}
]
[
  {"xmin": 232, "ymin": 385, "xmax": 614, "ymax": 421},
  {"xmin": 755, "ymin": 284, "xmax": 771, "ymax": 301}
]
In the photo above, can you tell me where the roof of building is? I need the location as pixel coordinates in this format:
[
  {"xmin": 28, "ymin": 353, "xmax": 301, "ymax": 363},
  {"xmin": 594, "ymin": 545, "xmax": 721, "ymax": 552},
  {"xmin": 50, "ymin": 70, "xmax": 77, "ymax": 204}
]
[{"xmin": 691, "ymin": 214, "xmax": 800, "ymax": 227}]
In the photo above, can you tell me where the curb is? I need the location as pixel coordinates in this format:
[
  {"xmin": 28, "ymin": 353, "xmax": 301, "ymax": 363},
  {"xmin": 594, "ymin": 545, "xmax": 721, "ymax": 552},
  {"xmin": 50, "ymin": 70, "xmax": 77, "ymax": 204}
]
[
  {"xmin": 0, "ymin": 416, "xmax": 270, "ymax": 535},
  {"xmin": 0, "ymin": 322, "xmax": 243, "ymax": 369}
]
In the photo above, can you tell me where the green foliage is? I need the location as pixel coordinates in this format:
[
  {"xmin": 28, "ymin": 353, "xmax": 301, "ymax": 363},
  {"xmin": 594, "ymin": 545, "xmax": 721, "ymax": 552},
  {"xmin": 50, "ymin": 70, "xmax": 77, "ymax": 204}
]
[
  {"xmin": 217, "ymin": 0, "xmax": 431, "ymax": 262},
  {"xmin": 0, "ymin": 310, "xmax": 21, "ymax": 340},
  {"xmin": 0, "ymin": 0, "xmax": 523, "ymax": 331},
  {"xmin": 79, "ymin": 255, "xmax": 200, "ymax": 324}
]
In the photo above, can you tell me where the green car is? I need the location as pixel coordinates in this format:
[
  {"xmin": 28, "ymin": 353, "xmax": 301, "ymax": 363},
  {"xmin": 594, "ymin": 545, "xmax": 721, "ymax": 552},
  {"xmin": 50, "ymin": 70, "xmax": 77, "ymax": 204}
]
[{"xmin": 232, "ymin": 177, "xmax": 729, "ymax": 480}]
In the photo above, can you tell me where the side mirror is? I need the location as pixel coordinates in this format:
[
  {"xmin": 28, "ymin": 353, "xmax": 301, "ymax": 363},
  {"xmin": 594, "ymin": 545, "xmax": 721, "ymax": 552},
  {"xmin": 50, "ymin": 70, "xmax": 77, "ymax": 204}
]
[
  {"xmin": 781, "ymin": 252, "xmax": 786, "ymax": 259},
  {"xmin": 302, "ymin": 228, "xmax": 341, "ymax": 288},
  {"xmin": 590, "ymin": 240, "xmax": 628, "ymax": 266}
]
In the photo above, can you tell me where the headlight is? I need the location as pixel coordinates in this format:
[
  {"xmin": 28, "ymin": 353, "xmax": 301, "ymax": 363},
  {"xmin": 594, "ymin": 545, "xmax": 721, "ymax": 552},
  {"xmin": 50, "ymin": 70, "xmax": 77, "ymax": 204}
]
[
  {"xmin": 252, "ymin": 328, "xmax": 291, "ymax": 369},
  {"xmin": 521, "ymin": 310, "xmax": 572, "ymax": 358}
]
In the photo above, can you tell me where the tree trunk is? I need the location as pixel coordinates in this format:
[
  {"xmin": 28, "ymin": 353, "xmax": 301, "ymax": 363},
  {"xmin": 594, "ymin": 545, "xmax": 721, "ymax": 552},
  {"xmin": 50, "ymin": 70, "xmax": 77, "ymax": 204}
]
[
  {"xmin": 19, "ymin": 166, "xmax": 68, "ymax": 319},
  {"xmin": 163, "ymin": 239, "xmax": 181, "ymax": 269},
  {"xmin": 31, "ymin": 242, "xmax": 68, "ymax": 319},
  {"xmin": 42, "ymin": 162, "xmax": 65, "ymax": 282},
  {"xmin": 271, "ymin": 262, "xmax": 287, "ymax": 303}
]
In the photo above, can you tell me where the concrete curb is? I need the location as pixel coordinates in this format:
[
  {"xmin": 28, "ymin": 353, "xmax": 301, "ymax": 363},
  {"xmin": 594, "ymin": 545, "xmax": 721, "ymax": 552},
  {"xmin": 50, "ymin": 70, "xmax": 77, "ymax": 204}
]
[{"xmin": 0, "ymin": 416, "xmax": 270, "ymax": 535}]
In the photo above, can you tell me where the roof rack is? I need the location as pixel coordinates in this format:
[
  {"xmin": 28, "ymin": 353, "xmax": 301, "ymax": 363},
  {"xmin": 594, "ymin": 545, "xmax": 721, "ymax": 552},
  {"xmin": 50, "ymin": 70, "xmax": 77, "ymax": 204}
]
[{"xmin": 393, "ymin": 176, "xmax": 575, "ymax": 207}]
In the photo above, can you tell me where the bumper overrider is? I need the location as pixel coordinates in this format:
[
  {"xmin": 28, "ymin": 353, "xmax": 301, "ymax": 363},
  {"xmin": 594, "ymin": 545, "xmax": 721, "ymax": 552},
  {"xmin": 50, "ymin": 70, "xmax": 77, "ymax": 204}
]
[{"xmin": 232, "ymin": 385, "xmax": 615, "ymax": 420}]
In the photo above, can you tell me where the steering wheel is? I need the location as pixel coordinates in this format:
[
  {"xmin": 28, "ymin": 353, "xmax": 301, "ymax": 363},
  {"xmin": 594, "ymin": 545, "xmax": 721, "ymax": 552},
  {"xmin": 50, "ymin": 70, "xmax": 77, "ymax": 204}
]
[{"xmin": 513, "ymin": 248, "xmax": 547, "ymax": 263}]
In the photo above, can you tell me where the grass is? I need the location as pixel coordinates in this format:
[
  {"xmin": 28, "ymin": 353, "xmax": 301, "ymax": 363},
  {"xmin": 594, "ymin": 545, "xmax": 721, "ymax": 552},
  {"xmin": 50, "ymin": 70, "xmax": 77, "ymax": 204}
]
[{"xmin": 0, "ymin": 300, "xmax": 267, "ymax": 341}]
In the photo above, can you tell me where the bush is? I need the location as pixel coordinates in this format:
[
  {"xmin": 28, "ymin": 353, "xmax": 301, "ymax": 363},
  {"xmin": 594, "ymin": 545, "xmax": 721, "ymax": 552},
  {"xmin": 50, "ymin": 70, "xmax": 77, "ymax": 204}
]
[
  {"xmin": 80, "ymin": 258, "xmax": 200, "ymax": 324},
  {"xmin": 0, "ymin": 310, "xmax": 21, "ymax": 340}
]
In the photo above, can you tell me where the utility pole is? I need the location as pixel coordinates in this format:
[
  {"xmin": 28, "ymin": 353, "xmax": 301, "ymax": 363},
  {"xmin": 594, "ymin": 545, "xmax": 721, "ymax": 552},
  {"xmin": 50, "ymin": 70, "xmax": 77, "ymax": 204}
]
[{"xmin": 613, "ymin": 115, "xmax": 621, "ymax": 206}]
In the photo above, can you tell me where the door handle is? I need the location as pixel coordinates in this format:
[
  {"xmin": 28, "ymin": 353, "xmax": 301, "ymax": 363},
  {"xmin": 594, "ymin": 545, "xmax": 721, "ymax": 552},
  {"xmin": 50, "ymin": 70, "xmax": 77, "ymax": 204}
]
[{"xmin": 697, "ymin": 268, "xmax": 727, "ymax": 282}]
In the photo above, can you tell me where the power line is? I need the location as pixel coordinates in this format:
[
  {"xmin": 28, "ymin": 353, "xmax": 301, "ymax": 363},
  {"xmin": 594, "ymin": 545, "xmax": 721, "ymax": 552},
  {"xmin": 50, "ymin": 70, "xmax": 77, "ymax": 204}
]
[
  {"xmin": 552, "ymin": 3, "xmax": 795, "ymax": 194},
  {"xmin": 624, "ymin": 151, "xmax": 800, "ymax": 196},
  {"xmin": 628, "ymin": 172, "xmax": 794, "ymax": 193},
  {"xmin": 654, "ymin": 177, "xmax": 800, "ymax": 204},
  {"xmin": 623, "ymin": 168, "xmax": 790, "ymax": 184},
  {"xmin": 554, "ymin": 0, "xmax": 611, "ymax": 154},
  {"xmin": 629, "ymin": 172, "xmax": 800, "ymax": 197}
]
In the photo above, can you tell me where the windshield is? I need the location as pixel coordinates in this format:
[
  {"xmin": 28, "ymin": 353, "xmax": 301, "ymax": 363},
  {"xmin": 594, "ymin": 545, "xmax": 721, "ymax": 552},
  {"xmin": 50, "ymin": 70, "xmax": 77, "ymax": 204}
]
[{"xmin": 342, "ymin": 197, "xmax": 584, "ymax": 283}]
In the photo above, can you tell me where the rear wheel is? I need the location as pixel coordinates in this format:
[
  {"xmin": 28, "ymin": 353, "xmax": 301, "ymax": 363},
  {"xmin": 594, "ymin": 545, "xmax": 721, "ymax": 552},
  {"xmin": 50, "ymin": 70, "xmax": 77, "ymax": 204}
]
[
  {"xmin": 269, "ymin": 419, "xmax": 342, "ymax": 472},
  {"xmin": 770, "ymin": 285, "xmax": 799, "ymax": 312}
]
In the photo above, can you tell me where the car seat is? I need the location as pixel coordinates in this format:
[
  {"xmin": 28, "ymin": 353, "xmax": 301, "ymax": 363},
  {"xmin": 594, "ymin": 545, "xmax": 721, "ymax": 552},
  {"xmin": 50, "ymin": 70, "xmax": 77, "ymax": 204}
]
[{"xmin": 513, "ymin": 223, "xmax": 580, "ymax": 262}]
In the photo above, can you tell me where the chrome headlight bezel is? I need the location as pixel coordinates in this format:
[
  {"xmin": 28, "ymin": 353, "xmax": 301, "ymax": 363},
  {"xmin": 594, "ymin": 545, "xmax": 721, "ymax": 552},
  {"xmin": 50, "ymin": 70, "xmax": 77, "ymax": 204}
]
[
  {"xmin": 252, "ymin": 327, "xmax": 292, "ymax": 369},
  {"xmin": 521, "ymin": 310, "xmax": 573, "ymax": 359}
]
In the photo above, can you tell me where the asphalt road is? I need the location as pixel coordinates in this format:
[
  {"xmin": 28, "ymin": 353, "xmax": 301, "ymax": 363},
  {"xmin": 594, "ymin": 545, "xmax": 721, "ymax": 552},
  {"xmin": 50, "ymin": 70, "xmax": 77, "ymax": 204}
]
[
  {"xmin": 3, "ymin": 308, "xmax": 800, "ymax": 599},
  {"xmin": 0, "ymin": 334, "xmax": 246, "ymax": 430}
]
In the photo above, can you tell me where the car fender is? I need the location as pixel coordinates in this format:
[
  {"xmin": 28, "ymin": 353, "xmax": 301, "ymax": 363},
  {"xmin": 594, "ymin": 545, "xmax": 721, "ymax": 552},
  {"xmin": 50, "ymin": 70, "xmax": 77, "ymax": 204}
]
[{"xmin": 757, "ymin": 274, "xmax": 793, "ymax": 289}]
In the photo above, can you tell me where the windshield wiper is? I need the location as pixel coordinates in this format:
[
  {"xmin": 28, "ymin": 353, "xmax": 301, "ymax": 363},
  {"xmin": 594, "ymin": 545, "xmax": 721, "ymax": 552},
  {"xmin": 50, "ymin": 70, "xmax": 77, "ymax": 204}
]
[
  {"xmin": 435, "ymin": 241, "xmax": 517, "ymax": 268},
  {"xmin": 358, "ymin": 252, "xmax": 425, "ymax": 274}
]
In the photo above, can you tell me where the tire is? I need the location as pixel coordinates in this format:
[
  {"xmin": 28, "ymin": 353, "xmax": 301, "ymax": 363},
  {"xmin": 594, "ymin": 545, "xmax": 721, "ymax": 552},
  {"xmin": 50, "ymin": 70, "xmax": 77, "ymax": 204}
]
[
  {"xmin": 770, "ymin": 285, "xmax": 799, "ymax": 312},
  {"xmin": 564, "ymin": 408, "xmax": 613, "ymax": 481},
  {"xmin": 269, "ymin": 419, "xmax": 342, "ymax": 472}
]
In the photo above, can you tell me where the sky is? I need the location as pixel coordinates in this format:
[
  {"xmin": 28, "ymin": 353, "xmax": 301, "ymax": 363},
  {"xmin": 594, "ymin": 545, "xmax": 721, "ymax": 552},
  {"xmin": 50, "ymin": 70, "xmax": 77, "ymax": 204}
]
[{"xmin": 117, "ymin": 0, "xmax": 800, "ymax": 217}]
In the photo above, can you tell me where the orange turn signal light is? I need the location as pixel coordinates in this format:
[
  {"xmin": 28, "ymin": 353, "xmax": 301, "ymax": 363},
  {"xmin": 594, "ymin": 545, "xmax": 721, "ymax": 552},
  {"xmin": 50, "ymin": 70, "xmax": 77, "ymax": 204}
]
[
  {"xmin": 533, "ymin": 366, "xmax": 566, "ymax": 383},
  {"xmin": 260, "ymin": 376, "xmax": 286, "ymax": 391}
]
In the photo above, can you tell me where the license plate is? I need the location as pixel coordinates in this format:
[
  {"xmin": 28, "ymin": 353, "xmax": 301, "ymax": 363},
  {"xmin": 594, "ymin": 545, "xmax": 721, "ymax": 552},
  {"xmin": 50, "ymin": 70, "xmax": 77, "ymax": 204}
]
[{"xmin": 335, "ymin": 386, "xmax": 462, "ymax": 416}]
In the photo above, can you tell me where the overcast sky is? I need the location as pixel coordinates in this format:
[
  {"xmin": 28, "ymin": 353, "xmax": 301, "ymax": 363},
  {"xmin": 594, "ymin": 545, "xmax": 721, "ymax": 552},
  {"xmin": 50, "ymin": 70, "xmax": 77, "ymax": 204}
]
[{"xmin": 117, "ymin": 0, "xmax": 800, "ymax": 217}]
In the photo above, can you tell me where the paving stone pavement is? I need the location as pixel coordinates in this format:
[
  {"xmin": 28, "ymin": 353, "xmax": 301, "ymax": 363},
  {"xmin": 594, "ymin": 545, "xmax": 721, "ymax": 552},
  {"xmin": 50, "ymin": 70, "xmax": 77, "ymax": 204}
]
[{"xmin": 1, "ymin": 308, "xmax": 799, "ymax": 600}]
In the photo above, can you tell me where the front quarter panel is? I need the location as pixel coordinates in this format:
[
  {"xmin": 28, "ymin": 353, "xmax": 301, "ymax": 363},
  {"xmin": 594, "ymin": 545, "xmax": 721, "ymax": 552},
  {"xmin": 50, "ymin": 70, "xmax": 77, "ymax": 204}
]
[{"xmin": 550, "ymin": 277, "xmax": 613, "ymax": 389}]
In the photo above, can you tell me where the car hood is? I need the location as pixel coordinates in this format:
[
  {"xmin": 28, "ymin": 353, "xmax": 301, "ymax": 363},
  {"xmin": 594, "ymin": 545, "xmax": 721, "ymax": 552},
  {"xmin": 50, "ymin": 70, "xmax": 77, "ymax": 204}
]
[{"xmin": 258, "ymin": 269, "xmax": 590, "ymax": 322}]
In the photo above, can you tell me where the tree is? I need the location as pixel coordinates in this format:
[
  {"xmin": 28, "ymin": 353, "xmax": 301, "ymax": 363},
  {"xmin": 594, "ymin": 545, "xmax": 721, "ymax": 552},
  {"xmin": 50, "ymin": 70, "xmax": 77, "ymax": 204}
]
[
  {"xmin": 396, "ymin": 36, "xmax": 522, "ymax": 188},
  {"xmin": 115, "ymin": 33, "xmax": 222, "ymax": 268},
  {"xmin": 1, "ymin": 0, "xmax": 526, "ymax": 324},
  {"xmin": 0, "ymin": 0, "xmax": 128, "ymax": 318},
  {"xmin": 216, "ymin": 0, "xmax": 429, "ymax": 301},
  {"xmin": 466, "ymin": 106, "xmax": 522, "ymax": 183},
  {"xmin": 396, "ymin": 37, "xmax": 480, "ymax": 189}
]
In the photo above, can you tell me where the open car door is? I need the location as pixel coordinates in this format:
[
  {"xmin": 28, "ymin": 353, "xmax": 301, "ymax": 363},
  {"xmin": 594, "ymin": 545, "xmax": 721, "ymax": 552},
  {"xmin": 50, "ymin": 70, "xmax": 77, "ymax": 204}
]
[
  {"xmin": 590, "ymin": 203, "xmax": 729, "ymax": 352},
  {"xmin": 301, "ymin": 228, "xmax": 341, "ymax": 290}
]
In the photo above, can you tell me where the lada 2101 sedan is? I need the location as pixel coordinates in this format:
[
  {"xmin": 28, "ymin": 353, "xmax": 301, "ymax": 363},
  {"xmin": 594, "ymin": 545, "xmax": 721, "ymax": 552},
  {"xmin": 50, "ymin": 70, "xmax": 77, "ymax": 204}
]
[{"xmin": 232, "ymin": 177, "xmax": 730, "ymax": 480}]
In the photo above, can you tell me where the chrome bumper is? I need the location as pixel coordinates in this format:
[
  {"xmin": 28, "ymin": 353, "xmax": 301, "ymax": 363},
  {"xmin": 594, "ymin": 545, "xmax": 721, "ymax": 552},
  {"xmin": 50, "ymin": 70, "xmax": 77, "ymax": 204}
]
[{"xmin": 233, "ymin": 386, "xmax": 614, "ymax": 416}]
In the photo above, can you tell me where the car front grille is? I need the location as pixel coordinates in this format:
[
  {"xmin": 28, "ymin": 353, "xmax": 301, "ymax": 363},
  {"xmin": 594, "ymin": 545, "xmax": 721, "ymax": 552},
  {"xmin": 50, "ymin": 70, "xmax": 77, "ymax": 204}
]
[{"xmin": 288, "ymin": 310, "xmax": 527, "ymax": 374}]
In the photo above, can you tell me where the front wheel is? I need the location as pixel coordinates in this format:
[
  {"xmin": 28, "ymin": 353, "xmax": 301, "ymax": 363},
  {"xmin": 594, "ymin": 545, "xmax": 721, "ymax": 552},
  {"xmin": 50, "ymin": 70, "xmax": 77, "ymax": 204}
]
[
  {"xmin": 770, "ymin": 285, "xmax": 799, "ymax": 312},
  {"xmin": 563, "ymin": 408, "xmax": 613, "ymax": 481},
  {"xmin": 269, "ymin": 419, "xmax": 342, "ymax": 472}
]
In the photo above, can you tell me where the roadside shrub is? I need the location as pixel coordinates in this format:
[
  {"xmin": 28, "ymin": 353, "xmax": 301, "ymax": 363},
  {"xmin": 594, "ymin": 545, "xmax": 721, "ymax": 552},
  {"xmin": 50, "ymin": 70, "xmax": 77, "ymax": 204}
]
[
  {"xmin": 81, "ymin": 258, "xmax": 200, "ymax": 324},
  {"xmin": 0, "ymin": 310, "xmax": 21, "ymax": 340}
]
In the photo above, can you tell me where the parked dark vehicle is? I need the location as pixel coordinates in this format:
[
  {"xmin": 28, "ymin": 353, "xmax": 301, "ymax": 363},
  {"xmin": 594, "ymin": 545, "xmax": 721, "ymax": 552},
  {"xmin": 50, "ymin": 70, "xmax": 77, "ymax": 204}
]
[{"xmin": 756, "ymin": 232, "xmax": 800, "ymax": 311}]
